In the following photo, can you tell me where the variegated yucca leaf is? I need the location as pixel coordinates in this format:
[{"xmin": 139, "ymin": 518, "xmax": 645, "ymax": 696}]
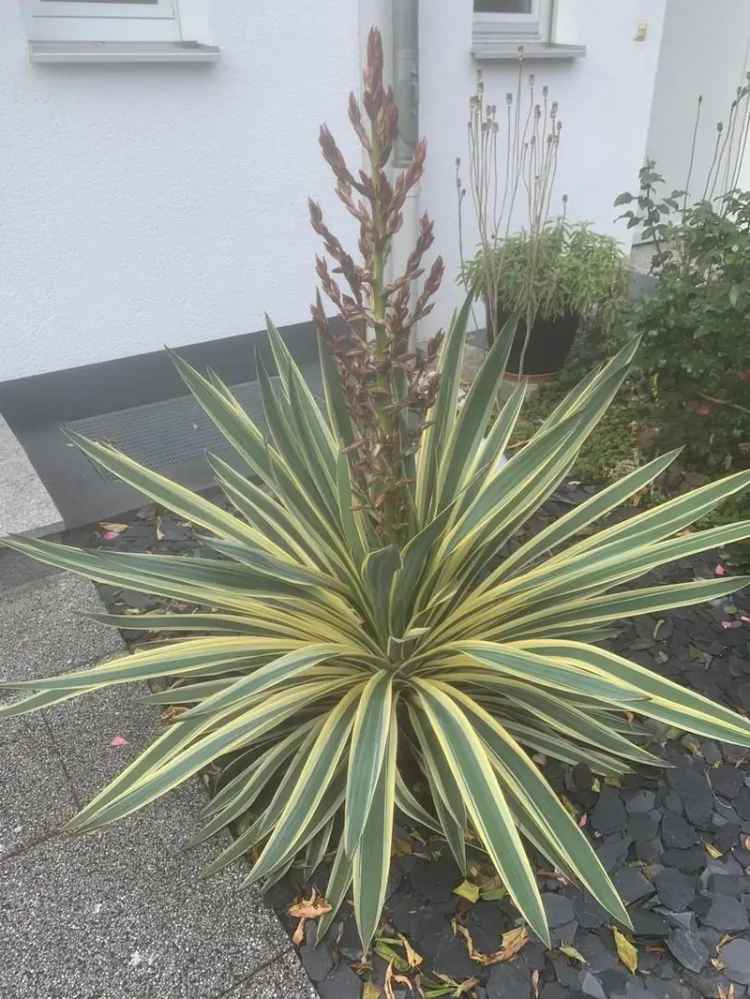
[{"xmin": 3, "ymin": 304, "xmax": 750, "ymax": 951}]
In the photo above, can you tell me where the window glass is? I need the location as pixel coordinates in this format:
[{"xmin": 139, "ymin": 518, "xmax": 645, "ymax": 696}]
[
  {"xmin": 474, "ymin": 1, "xmax": 533, "ymax": 13},
  {"xmin": 40, "ymin": 1, "xmax": 158, "ymax": 4}
]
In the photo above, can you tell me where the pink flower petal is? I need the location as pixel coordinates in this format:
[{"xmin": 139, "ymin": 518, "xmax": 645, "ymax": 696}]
[
  {"xmin": 101, "ymin": 531, "xmax": 118, "ymax": 541},
  {"xmin": 721, "ymin": 620, "xmax": 743, "ymax": 630},
  {"xmin": 110, "ymin": 735, "xmax": 129, "ymax": 747},
  {"xmin": 715, "ymin": 563, "xmax": 727, "ymax": 577}
]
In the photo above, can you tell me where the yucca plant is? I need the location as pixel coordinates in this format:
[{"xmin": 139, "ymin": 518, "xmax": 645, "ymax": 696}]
[{"xmin": 3, "ymin": 29, "xmax": 750, "ymax": 956}]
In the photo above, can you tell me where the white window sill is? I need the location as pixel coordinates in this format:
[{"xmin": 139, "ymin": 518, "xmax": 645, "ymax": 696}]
[
  {"xmin": 471, "ymin": 42, "xmax": 586, "ymax": 62},
  {"xmin": 29, "ymin": 40, "xmax": 220, "ymax": 64}
]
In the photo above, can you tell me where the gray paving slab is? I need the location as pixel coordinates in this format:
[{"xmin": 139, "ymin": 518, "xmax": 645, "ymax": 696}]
[
  {"xmin": 0, "ymin": 413, "xmax": 64, "ymax": 537},
  {"xmin": 0, "ymin": 573, "xmax": 123, "ymax": 855},
  {"xmin": 0, "ymin": 571, "xmax": 315, "ymax": 999},
  {"xmin": 0, "ymin": 571, "xmax": 124, "ymax": 681},
  {"xmin": 0, "ymin": 714, "xmax": 78, "ymax": 858},
  {"xmin": 0, "ymin": 785, "xmax": 299, "ymax": 999},
  {"xmin": 227, "ymin": 951, "xmax": 319, "ymax": 998}
]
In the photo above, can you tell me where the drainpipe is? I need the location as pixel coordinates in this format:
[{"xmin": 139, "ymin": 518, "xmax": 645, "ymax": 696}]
[{"xmin": 391, "ymin": 0, "xmax": 421, "ymax": 345}]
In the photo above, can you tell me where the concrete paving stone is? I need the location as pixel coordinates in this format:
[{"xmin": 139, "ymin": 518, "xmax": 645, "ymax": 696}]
[
  {"xmin": 0, "ymin": 782, "xmax": 301, "ymax": 999},
  {"xmin": 43, "ymin": 681, "xmax": 162, "ymax": 806},
  {"xmin": 0, "ymin": 414, "xmax": 64, "ymax": 537},
  {"xmin": 0, "ymin": 571, "xmax": 309, "ymax": 998},
  {"xmin": 0, "ymin": 573, "xmax": 124, "ymax": 683},
  {"xmin": 226, "ymin": 951, "xmax": 318, "ymax": 998},
  {"xmin": 0, "ymin": 714, "xmax": 78, "ymax": 857}
]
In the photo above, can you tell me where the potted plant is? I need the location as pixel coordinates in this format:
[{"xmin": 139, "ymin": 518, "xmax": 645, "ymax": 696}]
[{"xmin": 464, "ymin": 221, "xmax": 628, "ymax": 378}]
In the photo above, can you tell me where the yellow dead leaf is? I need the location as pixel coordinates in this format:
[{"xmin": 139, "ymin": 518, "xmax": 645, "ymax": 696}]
[
  {"xmin": 453, "ymin": 880, "xmax": 481, "ymax": 904},
  {"xmin": 291, "ymin": 920, "xmax": 305, "ymax": 947},
  {"xmin": 393, "ymin": 835, "xmax": 413, "ymax": 856},
  {"xmin": 362, "ymin": 984, "xmax": 383, "ymax": 999},
  {"xmin": 496, "ymin": 927, "xmax": 529, "ymax": 963},
  {"xmin": 705, "ymin": 841, "xmax": 724, "ymax": 859},
  {"xmin": 613, "ymin": 927, "xmax": 638, "ymax": 974},
  {"xmin": 385, "ymin": 962, "xmax": 414, "ymax": 999},
  {"xmin": 99, "ymin": 521, "xmax": 128, "ymax": 534},
  {"xmin": 454, "ymin": 921, "xmax": 528, "ymax": 966},
  {"xmin": 399, "ymin": 934, "xmax": 423, "ymax": 970},
  {"xmin": 480, "ymin": 886, "xmax": 507, "ymax": 901},
  {"xmin": 560, "ymin": 945, "xmax": 587, "ymax": 964}
]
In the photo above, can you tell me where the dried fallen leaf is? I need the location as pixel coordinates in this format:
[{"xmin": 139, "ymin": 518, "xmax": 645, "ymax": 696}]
[
  {"xmin": 99, "ymin": 521, "xmax": 128, "ymax": 535},
  {"xmin": 479, "ymin": 886, "xmax": 507, "ymax": 901},
  {"xmin": 613, "ymin": 927, "xmax": 638, "ymax": 974},
  {"xmin": 393, "ymin": 835, "xmax": 413, "ymax": 856},
  {"xmin": 559, "ymin": 944, "xmax": 587, "ymax": 964},
  {"xmin": 385, "ymin": 962, "xmax": 414, "ymax": 998},
  {"xmin": 705, "ymin": 841, "xmax": 724, "ymax": 859},
  {"xmin": 399, "ymin": 934, "xmax": 423, "ymax": 970},
  {"xmin": 453, "ymin": 880, "xmax": 481, "ymax": 904},
  {"xmin": 287, "ymin": 890, "xmax": 332, "ymax": 920},
  {"xmin": 362, "ymin": 983, "xmax": 383, "ymax": 999},
  {"xmin": 288, "ymin": 888, "xmax": 331, "ymax": 946},
  {"xmin": 453, "ymin": 921, "xmax": 528, "ymax": 966},
  {"xmin": 532, "ymin": 968, "xmax": 541, "ymax": 998}
]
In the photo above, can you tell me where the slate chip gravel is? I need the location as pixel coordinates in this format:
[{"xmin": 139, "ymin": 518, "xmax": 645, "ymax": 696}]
[{"xmin": 89, "ymin": 491, "xmax": 750, "ymax": 998}]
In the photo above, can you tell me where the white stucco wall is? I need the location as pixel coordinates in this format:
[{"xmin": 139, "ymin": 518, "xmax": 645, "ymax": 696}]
[
  {"xmin": 417, "ymin": 0, "xmax": 666, "ymax": 336},
  {"xmin": 1, "ymin": 3, "xmax": 360, "ymax": 381},
  {"xmin": 645, "ymin": 0, "xmax": 750, "ymax": 207}
]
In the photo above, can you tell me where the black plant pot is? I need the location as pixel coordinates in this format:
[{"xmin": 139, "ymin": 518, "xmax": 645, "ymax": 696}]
[{"xmin": 496, "ymin": 310, "xmax": 580, "ymax": 379}]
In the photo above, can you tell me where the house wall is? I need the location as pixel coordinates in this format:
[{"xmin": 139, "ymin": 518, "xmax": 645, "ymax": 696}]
[
  {"xmin": 1, "ymin": 3, "xmax": 360, "ymax": 382},
  {"xmin": 417, "ymin": 0, "xmax": 667, "ymax": 337},
  {"xmin": 645, "ymin": 0, "xmax": 750, "ymax": 208}
]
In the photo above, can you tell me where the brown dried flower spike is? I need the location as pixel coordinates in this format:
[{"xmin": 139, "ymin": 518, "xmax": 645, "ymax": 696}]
[{"xmin": 310, "ymin": 27, "xmax": 444, "ymax": 544}]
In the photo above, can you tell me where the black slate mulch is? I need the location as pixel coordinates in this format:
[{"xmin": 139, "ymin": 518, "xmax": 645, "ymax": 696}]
[{"xmin": 65, "ymin": 484, "xmax": 750, "ymax": 999}]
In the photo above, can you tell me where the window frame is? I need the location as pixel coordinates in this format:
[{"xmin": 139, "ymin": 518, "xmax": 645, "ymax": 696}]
[
  {"xmin": 26, "ymin": 0, "xmax": 182, "ymax": 42},
  {"xmin": 473, "ymin": 0, "xmax": 552, "ymax": 46},
  {"xmin": 31, "ymin": 0, "xmax": 175, "ymax": 19}
]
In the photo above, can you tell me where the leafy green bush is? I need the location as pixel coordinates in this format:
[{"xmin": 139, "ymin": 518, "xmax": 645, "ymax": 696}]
[
  {"xmin": 3, "ymin": 30, "xmax": 750, "ymax": 955},
  {"xmin": 463, "ymin": 222, "xmax": 628, "ymax": 333},
  {"xmin": 616, "ymin": 167, "xmax": 750, "ymax": 482}
]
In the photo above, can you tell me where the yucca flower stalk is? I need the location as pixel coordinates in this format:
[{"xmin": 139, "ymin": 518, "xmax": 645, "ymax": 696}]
[
  {"xmin": 311, "ymin": 28, "xmax": 444, "ymax": 545},
  {"xmin": 3, "ymin": 28, "xmax": 750, "ymax": 957}
]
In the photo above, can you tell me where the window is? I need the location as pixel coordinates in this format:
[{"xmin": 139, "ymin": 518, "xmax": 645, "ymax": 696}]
[
  {"xmin": 23, "ymin": 0, "xmax": 219, "ymax": 61},
  {"xmin": 472, "ymin": 0, "xmax": 551, "ymax": 46},
  {"xmin": 471, "ymin": 0, "xmax": 585, "ymax": 61},
  {"xmin": 29, "ymin": 0, "xmax": 181, "ymax": 40}
]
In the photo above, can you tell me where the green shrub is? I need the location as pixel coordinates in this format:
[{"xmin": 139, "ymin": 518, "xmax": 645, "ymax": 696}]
[
  {"xmin": 616, "ymin": 166, "xmax": 750, "ymax": 487},
  {"xmin": 3, "ymin": 30, "xmax": 750, "ymax": 954}
]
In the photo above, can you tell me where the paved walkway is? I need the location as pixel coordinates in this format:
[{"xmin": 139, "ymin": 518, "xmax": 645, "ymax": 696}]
[{"xmin": 0, "ymin": 566, "xmax": 316, "ymax": 999}]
